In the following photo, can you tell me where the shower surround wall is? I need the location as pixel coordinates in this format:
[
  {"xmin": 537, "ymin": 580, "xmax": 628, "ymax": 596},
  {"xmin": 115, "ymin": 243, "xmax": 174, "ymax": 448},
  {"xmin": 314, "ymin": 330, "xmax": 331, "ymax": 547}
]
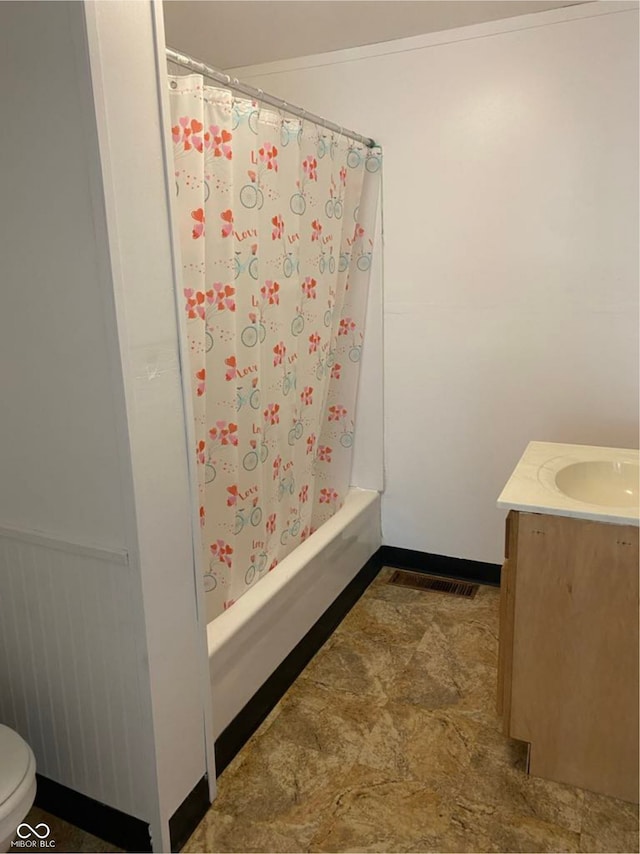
[{"xmin": 229, "ymin": 1, "xmax": 640, "ymax": 568}]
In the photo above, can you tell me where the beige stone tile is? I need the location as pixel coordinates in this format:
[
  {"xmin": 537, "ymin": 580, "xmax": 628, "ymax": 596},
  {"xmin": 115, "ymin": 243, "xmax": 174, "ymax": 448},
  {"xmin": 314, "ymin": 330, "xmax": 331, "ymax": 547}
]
[
  {"xmin": 357, "ymin": 703, "xmax": 477, "ymax": 789},
  {"xmin": 298, "ymin": 626, "xmax": 416, "ymax": 701},
  {"xmin": 385, "ymin": 620, "xmax": 464, "ymax": 710},
  {"xmin": 208, "ymin": 731, "xmax": 354, "ymax": 849},
  {"xmin": 463, "ymin": 807, "xmax": 581, "ymax": 853},
  {"xmin": 19, "ymin": 807, "xmax": 121, "ymax": 853},
  {"xmin": 334, "ymin": 593, "xmax": 433, "ymax": 647},
  {"xmin": 308, "ymin": 764, "xmax": 458, "ymax": 854},
  {"xmin": 579, "ymin": 789, "xmax": 640, "ymax": 853},
  {"xmin": 263, "ymin": 677, "xmax": 385, "ymax": 764},
  {"xmin": 184, "ymin": 812, "xmax": 309, "ymax": 853}
]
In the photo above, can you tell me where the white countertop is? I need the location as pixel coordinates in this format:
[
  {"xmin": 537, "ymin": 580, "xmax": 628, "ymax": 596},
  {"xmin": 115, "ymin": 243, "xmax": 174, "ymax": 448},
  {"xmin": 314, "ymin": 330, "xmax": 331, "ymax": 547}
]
[{"xmin": 497, "ymin": 441, "xmax": 640, "ymax": 527}]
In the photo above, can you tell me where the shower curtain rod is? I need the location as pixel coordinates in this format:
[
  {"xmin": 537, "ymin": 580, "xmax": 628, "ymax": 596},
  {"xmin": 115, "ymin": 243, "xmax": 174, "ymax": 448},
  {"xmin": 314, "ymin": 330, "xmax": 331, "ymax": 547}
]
[{"xmin": 166, "ymin": 46, "xmax": 377, "ymax": 149}]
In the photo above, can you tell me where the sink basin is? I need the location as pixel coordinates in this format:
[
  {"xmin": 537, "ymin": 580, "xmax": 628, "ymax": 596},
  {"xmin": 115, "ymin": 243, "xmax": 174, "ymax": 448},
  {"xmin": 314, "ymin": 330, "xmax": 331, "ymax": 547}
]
[
  {"xmin": 498, "ymin": 441, "xmax": 639, "ymax": 526},
  {"xmin": 555, "ymin": 460, "xmax": 639, "ymax": 508}
]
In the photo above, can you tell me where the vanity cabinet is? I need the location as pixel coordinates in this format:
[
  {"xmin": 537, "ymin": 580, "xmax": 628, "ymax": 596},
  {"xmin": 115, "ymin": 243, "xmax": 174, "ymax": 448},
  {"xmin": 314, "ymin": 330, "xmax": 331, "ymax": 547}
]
[{"xmin": 497, "ymin": 510, "xmax": 639, "ymax": 804}]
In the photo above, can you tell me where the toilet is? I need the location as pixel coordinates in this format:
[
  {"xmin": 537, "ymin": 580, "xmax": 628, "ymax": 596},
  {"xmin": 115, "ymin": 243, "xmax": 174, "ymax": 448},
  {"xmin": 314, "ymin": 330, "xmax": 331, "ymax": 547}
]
[{"xmin": 0, "ymin": 726, "xmax": 37, "ymax": 854}]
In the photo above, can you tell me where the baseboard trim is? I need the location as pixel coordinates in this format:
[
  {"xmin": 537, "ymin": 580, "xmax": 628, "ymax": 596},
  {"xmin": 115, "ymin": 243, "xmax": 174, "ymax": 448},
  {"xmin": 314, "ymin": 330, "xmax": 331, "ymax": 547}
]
[
  {"xmin": 213, "ymin": 549, "xmax": 383, "ymax": 775},
  {"xmin": 169, "ymin": 775, "xmax": 210, "ymax": 853},
  {"xmin": 379, "ymin": 545, "xmax": 501, "ymax": 586},
  {"xmin": 34, "ymin": 774, "xmax": 151, "ymax": 853}
]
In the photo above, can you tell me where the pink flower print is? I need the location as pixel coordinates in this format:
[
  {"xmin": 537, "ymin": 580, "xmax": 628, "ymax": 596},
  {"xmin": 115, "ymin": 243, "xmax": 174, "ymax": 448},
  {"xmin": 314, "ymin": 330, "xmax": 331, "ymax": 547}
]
[
  {"xmin": 273, "ymin": 342, "xmax": 286, "ymax": 366},
  {"xmin": 210, "ymin": 539, "xmax": 233, "ymax": 568},
  {"xmin": 339, "ymin": 317, "xmax": 356, "ymax": 336},
  {"xmin": 222, "ymin": 423, "xmax": 238, "ymax": 445},
  {"xmin": 209, "ymin": 421, "xmax": 238, "ymax": 446},
  {"xmin": 306, "ymin": 434, "xmax": 316, "ymax": 455},
  {"xmin": 300, "ymin": 386, "xmax": 313, "ymax": 406},
  {"xmin": 302, "ymin": 277, "xmax": 317, "ymax": 299},
  {"xmin": 300, "ymin": 526, "xmax": 309, "ymax": 542},
  {"xmin": 303, "ymin": 156, "xmax": 318, "ymax": 181},
  {"xmin": 319, "ymin": 487, "xmax": 339, "ymax": 504},
  {"xmin": 353, "ymin": 223, "xmax": 365, "ymax": 240},
  {"xmin": 211, "ymin": 282, "xmax": 236, "ymax": 311},
  {"xmin": 209, "ymin": 126, "xmax": 233, "ymax": 159},
  {"xmin": 179, "ymin": 117, "xmax": 191, "ymax": 137},
  {"xmin": 259, "ymin": 142, "xmax": 279, "ymax": 172},
  {"xmin": 328, "ymin": 404, "xmax": 347, "ymax": 422},
  {"xmin": 269, "ymin": 559, "xmax": 278, "ymax": 572},
  {"xmin": 261, "ymin": 280, "xmax": 280, "ymax": 306},
  {"xmin": 271, "ymin": 215, "xmax": 284, "ymax": 240},
  {"xmin": 308, "ymin": 333, "xmax": 320, "ymax": 354},
  {"xmin": 191, "ymin": 208, "xmax": 205, "ymax": 239},
  {"xmin": 224, "ymin": 599, "xmax": 236, "ymax": 610},
  {"xmin": 317, "ymin": 445, "xmax": 332, "ymax": 462},
  {"xmin": 226, "ymin": 485, "xmax": 238, "ymax": 507},
  {"xmin": 331, "ymin": 362, "xmax": 342, "ymax": 380},
  {"xmin": 272, "ymin": 454, "xmax": 282, "ymax": 479},
  {"xmin": 183, "ymin": 288, "xmax": 195, "ymax": 317},
  {"xmin": 266, "ymin": 513, "xmax": 277, "ymax": 535},
  {"xmin": 183, "ymin": 288, "xmax": 206, "ymax": 320},
  {"xmin": 190, "ymin": 119, "xmax": 203, "ymax": 150},
  {"xmin": 339, "ymin": 166, "xmax": 347, "ymax": 186},
  {"xmin": 224, "ymin": 355, "xmax": 237, "ymax": 381},
  {"xmin": 220, "ymin": 209, "xmax": 234, "ymax": 238},
  {"xmin": 311, "ymin": 219, "xmax": 322, "ymax": 242},
  {"xmin": 199, "ymin": 505, "xmax": 205, "ymax": 528},
  {"xmin": 196, "ymin": 440, "xmax": 206, "ymax": 465},
  {"xmin": 264, "ymin": 403, "xmax": 280, "ymax": 426},
  {"xmin": 175, "ymin": 117, "xmax": 204, "ymax": 151},
  {"xmin": 299, "ymin": 484, "xmax": 309, "ymax": 504},
  {"xmin": 195, "ymin": 368, "xmax": 206, "ymax": 397}
]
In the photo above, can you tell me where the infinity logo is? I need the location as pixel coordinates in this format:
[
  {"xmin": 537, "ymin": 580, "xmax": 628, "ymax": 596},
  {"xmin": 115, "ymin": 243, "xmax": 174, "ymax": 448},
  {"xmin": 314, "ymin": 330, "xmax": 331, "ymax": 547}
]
[{"xmin": 16, "ymin": 824, "xmax": 50, "ymax": 840}]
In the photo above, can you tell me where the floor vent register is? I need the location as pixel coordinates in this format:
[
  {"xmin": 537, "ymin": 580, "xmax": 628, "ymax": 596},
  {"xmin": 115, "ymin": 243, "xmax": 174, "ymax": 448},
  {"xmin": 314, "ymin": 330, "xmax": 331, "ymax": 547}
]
[{"xmin": 387, "ymin": 570, "xmax": 479, "ymax": 598}]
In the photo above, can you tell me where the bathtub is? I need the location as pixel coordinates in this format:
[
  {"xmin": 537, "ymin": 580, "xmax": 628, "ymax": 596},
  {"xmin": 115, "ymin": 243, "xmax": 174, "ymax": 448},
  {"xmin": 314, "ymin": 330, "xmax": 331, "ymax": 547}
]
[{"xmin": 207, "ymin": 487, "xmax": 381, "ymax": 737}]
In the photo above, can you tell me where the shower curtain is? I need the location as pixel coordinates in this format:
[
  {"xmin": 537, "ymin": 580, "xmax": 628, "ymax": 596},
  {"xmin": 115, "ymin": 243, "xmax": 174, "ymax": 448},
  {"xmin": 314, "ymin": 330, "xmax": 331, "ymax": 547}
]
[{"xmin": 169, "ymin": 74, "xmax": 381, "ymax": 621}]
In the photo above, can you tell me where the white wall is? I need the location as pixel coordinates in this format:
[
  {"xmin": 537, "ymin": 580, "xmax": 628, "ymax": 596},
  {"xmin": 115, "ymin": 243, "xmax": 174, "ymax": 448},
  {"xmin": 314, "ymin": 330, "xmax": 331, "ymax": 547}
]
[
  {"xmin": 230, "ymin": 2, "xmax": 640, "ymax": 564},
  {"xmin": 0, "ymin": 3, "xmax": 212, "ymax": 850},
  {"xmin": 0, "ymin": 0, "xmax": 127, "ymax": 550}
]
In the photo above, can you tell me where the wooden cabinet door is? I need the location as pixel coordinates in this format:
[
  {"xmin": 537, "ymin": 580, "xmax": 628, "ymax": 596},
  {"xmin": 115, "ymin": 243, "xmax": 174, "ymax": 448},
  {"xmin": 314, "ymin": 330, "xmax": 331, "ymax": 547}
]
[{"xmin": 509, "ymin": 512, "xmax": 639, "ymax": 803}]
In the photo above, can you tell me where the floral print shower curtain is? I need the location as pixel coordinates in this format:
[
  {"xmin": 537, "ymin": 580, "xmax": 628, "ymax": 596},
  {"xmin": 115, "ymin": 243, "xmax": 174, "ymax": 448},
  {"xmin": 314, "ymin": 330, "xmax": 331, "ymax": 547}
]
[{"xmin": 169, "ymin": 75, "xmax": 381, "ymax": 621}]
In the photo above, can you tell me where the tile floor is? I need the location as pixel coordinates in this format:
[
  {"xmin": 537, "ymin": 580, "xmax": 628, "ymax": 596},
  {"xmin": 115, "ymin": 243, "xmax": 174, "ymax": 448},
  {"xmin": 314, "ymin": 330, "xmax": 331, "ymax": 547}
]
[{"xmin": 21, "ymin": 567, "xmax": 640, "ymax": 853}]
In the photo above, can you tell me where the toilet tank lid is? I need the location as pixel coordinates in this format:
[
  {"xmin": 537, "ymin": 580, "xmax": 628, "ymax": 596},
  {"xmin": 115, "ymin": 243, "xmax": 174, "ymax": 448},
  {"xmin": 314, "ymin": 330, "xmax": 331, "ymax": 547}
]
[{"xmin": 0, "ymin": 726, "xmax": 34, "ymax": 806}]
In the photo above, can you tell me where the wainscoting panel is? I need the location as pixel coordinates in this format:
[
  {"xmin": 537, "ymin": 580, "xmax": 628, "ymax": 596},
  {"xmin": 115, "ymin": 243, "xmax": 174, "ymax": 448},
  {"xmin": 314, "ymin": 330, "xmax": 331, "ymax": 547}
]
[{"xmin": 0, "ymin": 526, "xmax": 151, "ymax": 819}]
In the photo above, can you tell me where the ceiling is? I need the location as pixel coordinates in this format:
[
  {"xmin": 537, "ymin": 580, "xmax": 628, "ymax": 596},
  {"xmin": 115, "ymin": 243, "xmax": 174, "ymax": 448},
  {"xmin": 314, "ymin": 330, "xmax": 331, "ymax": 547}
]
[{"xmin": 163, "ymin": 1, "xmax": 588, "ymax": 70}]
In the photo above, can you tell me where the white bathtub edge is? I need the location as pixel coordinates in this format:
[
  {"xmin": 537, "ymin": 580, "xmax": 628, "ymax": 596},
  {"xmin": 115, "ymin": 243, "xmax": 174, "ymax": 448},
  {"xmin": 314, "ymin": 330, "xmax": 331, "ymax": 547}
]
[{"xmin": 208, "ymin": 487, "xmax": 381, "ymax": 737}]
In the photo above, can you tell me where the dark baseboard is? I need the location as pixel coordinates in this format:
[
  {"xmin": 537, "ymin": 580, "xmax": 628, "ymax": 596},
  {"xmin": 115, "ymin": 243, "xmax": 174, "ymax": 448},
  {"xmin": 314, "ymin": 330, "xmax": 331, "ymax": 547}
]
[
  {"xmin": 213, "ymin": 549, "xmax": 383, "ymax": 775},
  {"xmin": 378, "ymin": 545, "xmax": 501, "ymax": 586},
  {"xmin": 169, "ymin": 775, "xmax": 210, "ymax": 853},
  {"xmin": 34, "ymin": 773, "xmax": 151, "ymax": 853}
]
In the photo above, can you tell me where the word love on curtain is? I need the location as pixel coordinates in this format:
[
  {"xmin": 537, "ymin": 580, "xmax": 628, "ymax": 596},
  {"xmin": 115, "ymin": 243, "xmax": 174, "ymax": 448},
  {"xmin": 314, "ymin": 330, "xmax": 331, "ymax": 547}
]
[{"xmin": 169, "ymin": 75, "xmax": 381, "ymax": 621}]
